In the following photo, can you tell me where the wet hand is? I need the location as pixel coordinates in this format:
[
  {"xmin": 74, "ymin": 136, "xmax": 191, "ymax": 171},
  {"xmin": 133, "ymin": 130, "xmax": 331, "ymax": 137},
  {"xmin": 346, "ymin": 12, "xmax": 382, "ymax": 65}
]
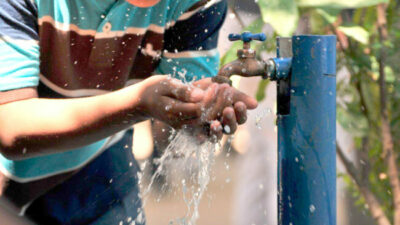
[
  {"xmin": 192, "ymin": 78, "xmax": 258, "ymax": 136},
  {"xmin": 138, "ymin": 76, "xmax": 205, "ymax": 128}
]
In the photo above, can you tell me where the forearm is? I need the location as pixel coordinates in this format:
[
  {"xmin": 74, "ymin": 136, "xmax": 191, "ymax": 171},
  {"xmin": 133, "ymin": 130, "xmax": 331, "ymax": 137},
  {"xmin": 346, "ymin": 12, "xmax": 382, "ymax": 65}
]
[{"xmin": 0, "ymin": 84, "xmax": 147, "ymax": 160}]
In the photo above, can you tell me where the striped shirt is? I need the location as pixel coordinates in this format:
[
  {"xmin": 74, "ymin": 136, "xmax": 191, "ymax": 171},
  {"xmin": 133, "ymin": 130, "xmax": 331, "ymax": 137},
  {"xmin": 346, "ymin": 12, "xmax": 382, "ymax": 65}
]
[{"xmin": 0, "ymin": 0, "xmax": 227, "ymax": 212}]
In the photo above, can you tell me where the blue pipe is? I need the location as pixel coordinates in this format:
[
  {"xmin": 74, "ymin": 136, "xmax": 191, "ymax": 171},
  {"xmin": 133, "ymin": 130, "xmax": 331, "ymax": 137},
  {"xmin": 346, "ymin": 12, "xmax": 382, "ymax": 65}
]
[{"xmin": 277, "ymin": 35, "xmax": 337, "ymax": 225}]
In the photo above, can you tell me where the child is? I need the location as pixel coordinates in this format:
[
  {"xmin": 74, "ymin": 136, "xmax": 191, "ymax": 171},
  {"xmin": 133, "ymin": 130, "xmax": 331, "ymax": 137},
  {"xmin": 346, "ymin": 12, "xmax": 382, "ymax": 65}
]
[{"xmin": 0, "ymin": 0, "xmax": 257, "ymax": 224}]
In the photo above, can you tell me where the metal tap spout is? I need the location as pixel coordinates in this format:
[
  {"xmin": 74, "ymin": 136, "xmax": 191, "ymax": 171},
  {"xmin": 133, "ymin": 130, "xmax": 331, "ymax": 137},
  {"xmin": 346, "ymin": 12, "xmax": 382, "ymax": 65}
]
[
  {"xmin": 214, "ymin": 58, "xmax": 268, "ymax": 85},
  {"xmin": 212, "ymin": 32, "xmax": 277, "ymax": 85},
  {"xmin": 219, "ymin": 54, "xmax": 268, "ymax": 77}
]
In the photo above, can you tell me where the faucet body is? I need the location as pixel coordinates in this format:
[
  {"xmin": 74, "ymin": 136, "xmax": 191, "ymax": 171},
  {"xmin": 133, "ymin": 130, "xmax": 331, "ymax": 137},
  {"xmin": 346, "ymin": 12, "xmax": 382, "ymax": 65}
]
[
  {"xmin": 212, "ymin": 32, "xmax": 284, "ymax": 85},
  {"xmin": 216, "ymin": 42, "xmax": 269, "ymax": 81}
]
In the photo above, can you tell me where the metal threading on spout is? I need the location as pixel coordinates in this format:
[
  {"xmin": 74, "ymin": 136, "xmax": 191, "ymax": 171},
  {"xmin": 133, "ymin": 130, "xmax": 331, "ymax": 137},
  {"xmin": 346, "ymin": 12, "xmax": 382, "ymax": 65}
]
[{"xmin": 212, "ymin": 32, "xmax": 286, "ymax": 85}]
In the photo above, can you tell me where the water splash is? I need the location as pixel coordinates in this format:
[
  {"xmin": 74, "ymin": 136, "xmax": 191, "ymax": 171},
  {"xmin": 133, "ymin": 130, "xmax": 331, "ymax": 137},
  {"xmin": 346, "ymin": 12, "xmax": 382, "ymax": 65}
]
[
  {"xmin": 139, "ymin": 130, "xmax": 217, "ymax": 225},
  {"xmin": 255, "ymin": 108, "xmax": 272, "ymax": 129}
]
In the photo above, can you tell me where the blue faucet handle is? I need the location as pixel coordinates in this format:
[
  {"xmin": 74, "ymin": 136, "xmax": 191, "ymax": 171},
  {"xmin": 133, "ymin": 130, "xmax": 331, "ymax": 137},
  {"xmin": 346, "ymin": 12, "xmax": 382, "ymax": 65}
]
[{"xmin": 228, "ymin": 32, "xmax": 266, "ymax": 43}]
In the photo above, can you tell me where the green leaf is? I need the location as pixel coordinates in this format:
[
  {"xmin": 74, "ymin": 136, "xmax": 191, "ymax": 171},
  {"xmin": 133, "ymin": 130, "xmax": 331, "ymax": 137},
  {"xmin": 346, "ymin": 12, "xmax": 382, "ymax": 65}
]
[
  {"xmin": 369, "ymin": 56, "xmax": 394, "ymax": 82},
  {"xmin": 360, "ymin": 75, "xmax": 380, "ymax": 121},
  {"xmin": 337, "ymin": 100, "xmax": 369, "ymax": 137},
  {"xmin": 338, "ymin": 26, "xmax": 369, "ymax": 44},
  {"xmin": 297, "ymin": 0, "xmax": 389, "ymax": 9},
  {"xmin": 257, "ymin": 0, "xmax": 299, "ymax": 36},
  {"xmin": 315, "ymin": 8, "xmax": 340, "ymax": 24},
  {"xmin": 385, "ymin": 66, "xmax": 395, "ymax": 83},
  {"xmin": 256, "ymin": 79, "xmax": 270, "ymax": 101}
]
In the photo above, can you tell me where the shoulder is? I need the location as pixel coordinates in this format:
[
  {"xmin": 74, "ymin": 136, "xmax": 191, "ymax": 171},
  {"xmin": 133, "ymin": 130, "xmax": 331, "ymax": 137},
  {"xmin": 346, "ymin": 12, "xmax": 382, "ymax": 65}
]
[
  {"xmin": 0, "ymin": 0, "xmax": 38, "ymax": 41},
  {"xmin": 0, "ymin": 0, "xmax": 37, "ymax": 15}
]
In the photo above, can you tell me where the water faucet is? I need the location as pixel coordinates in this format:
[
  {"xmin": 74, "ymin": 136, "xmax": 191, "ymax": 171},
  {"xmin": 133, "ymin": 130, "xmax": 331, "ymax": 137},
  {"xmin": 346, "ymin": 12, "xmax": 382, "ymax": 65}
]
[
  {"xmin": 212, "ymin": 32, "xmax": 291, "ymax": 85},
  {"xmin": 215, "ymin": 33, "xmax": 338, "ymax": 224}
]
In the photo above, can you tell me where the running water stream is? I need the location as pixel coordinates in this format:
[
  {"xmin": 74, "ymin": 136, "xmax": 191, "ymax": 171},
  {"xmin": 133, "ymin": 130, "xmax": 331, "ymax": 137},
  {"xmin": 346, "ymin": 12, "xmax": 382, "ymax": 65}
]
[{"xmin": 138, "ymin": 130, "xmax": 219, "ymax": 225}]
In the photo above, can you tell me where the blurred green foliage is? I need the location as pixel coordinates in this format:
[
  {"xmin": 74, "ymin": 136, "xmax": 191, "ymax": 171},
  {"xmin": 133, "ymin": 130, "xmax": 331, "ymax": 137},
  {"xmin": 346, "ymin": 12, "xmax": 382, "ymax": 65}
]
[{"xmin": 222, "ymin": 0, "xmax": 400, "ymax": 222}]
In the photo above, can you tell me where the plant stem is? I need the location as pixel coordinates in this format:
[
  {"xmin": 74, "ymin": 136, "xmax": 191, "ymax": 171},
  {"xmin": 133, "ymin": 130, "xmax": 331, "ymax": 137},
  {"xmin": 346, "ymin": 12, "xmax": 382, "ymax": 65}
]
[
  {"xmin": 377, "ymin": 3, "xmax": 400, "ymax": 225},
  {"xmin": 337, "ymin": 144, "xmax": 391, "ymax": 225}
]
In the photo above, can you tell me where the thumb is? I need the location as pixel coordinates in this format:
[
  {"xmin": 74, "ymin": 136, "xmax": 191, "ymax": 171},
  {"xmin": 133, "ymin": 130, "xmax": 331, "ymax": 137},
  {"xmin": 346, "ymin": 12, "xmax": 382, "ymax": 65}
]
[{"xmin": 164, "ymin": 79, "xmax": 205, "ymax": 103}]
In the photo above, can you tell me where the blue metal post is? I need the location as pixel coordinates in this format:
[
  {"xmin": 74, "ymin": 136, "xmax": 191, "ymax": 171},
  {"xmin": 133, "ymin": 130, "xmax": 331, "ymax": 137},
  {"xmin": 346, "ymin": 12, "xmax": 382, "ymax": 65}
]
[{"xmin": 277, "ymin": 35, "xmax": 337, "ymax": 225}]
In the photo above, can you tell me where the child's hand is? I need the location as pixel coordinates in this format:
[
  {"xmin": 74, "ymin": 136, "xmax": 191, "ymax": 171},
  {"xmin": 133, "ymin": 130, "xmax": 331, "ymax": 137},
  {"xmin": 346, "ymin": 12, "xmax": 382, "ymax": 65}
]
[
  {"xmin": 192, "ymin": 78, "xmax": 258, "ymax": 138},
  {"xmin": 138, "ymin": 76, "xmax": 205, "ymax": 128},
  {"xmin": 138, "ymin": 76, "xmax": 257, "ymax": 141}
]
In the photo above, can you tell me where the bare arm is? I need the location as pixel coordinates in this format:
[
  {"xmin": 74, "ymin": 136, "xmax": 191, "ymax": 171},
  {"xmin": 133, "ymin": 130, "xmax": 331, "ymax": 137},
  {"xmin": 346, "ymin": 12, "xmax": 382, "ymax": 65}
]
[{"xmin": 0, "ymin": 76, "xmax": 204, "ymax": 160}]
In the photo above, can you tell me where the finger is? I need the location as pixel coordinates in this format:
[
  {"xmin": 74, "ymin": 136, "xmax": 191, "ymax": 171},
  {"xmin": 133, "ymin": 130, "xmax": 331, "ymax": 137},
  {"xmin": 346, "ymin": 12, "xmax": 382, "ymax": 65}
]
[
  {"xmin": 199, "ymin": 83, "xmax": 220, "ymax": 121},
  {"xmin": 161, "ymin": 78, "xmax": 204, "ymax": 103},
  {"xmin": 206, "ymin": 84, "xmax": 234, "ymax": 121},
  {"xmin": 232, "ymin": 90, "xmax": 258, "ymax": 110},
  {"xmin": 221, "ymin": 107, "xmax": 237, "ymax": 134},
  {"xmin": 192, "ymin": 77, "xmax": 213, "ymax": 90},
  {"xmin": 161, "ymin": 96, "xmax": 201, "ymax": 122},
  {"xmin": 209, "ymin": 120, "xmax": 223, "ymax": 142},
  {"xmin": 234, "ymin": 101, "xmax": 247, "ymax": 125}
]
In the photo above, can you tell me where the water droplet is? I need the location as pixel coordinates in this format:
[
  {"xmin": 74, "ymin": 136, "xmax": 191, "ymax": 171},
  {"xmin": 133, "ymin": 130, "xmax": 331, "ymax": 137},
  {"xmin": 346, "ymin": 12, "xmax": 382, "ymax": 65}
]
[
  {"xmin": 224, "ymin": 125, "xmax": 231, "ymax": 133},
  {"xmin": 224, "ymin": 162, "xmax": 230, "ymax": 170},
  {"xmin": 309, "ymin": 204, "xmax": 316, "ymax": 213}
]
